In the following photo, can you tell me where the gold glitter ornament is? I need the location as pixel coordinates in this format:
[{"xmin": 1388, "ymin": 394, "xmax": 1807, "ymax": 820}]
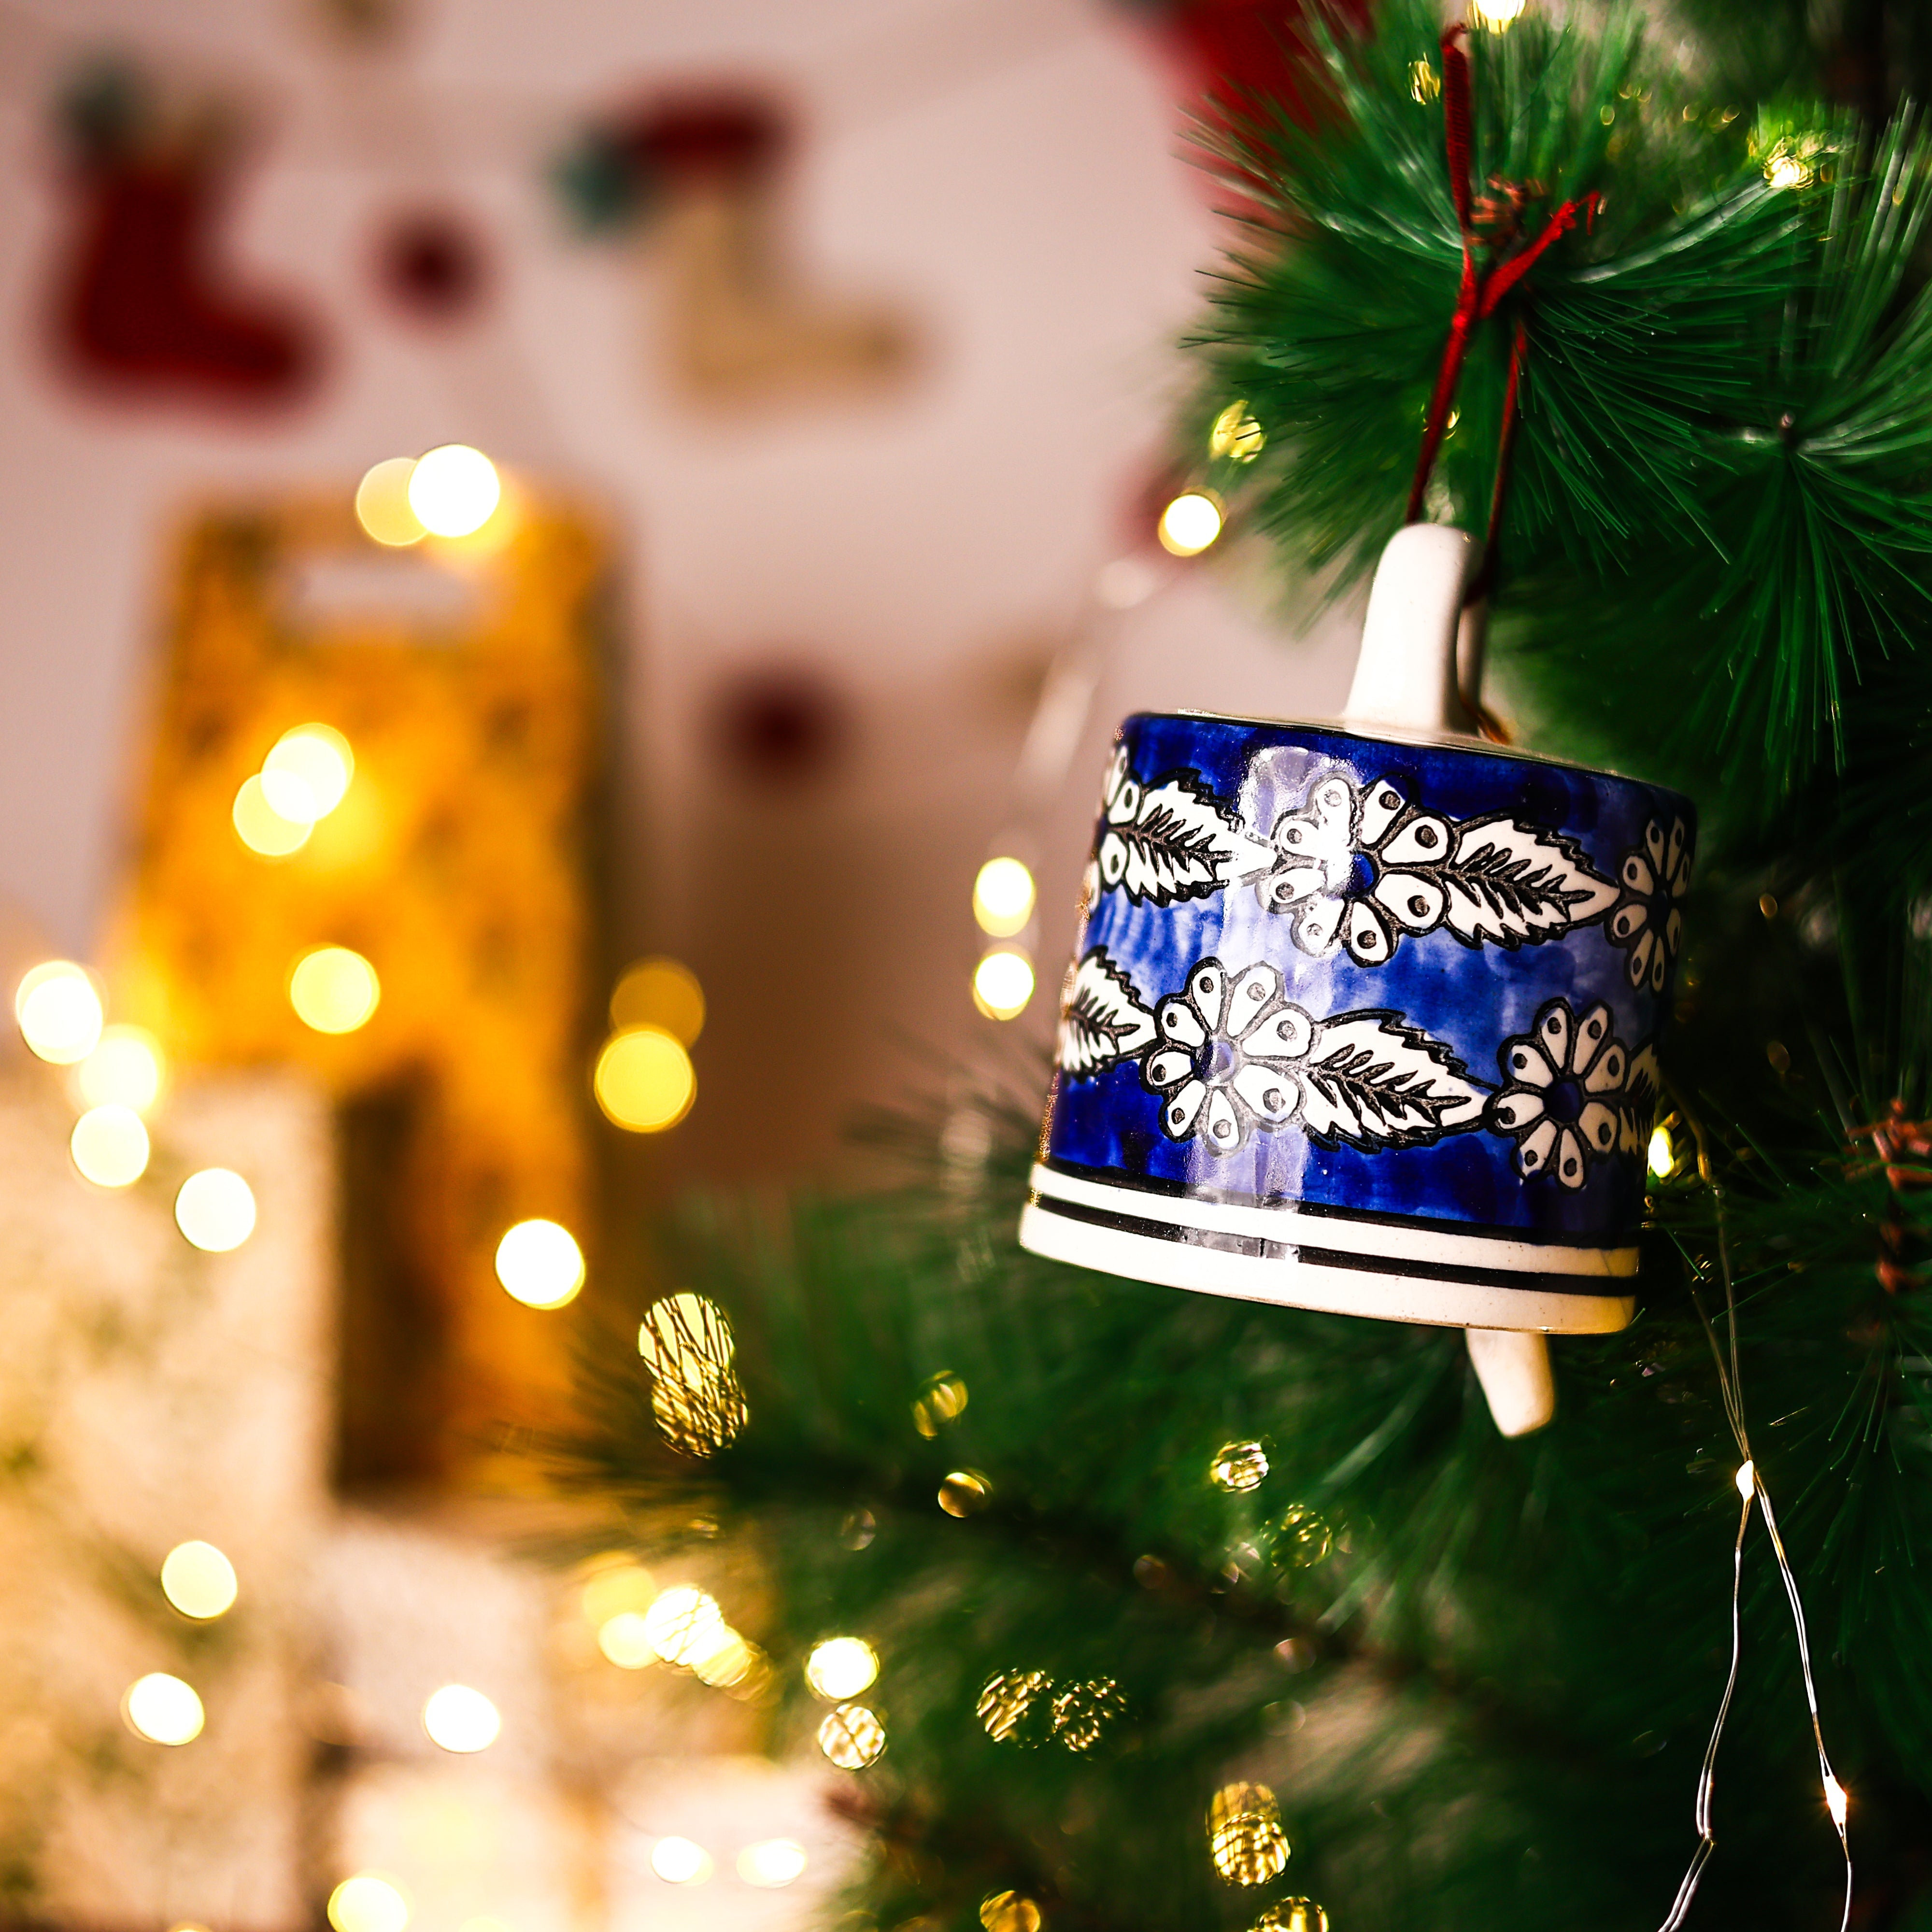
[
  {"xmin": 911, "ymin": 1371, "xmax": 968, "ymax": 1437},
  {"xmin": 817, "ymin": 1702, "xmax": 886, "ymax": 1769},
  {"xmin": 938, "ymin": 1470, "xmax": 992, "ymax": 1517},
  {"xmin": 637, "ymin": 1292, "xmax": 747, "ymax": 1455},
  {"xmin": 1255, "ymin": 1903, "xmax": 1328, "ymax": 1932},
  {"xmin": 1210, "ymin": 1440, "xmax": 1269, "ymax": 1492},
  {"xmin": 1208, "ymin": 1782, "xmax": 1291, "ymax": 1886},
  {"xmin": 1049, "ymin": 1678, "xmax": 1127, "ymax": 1753},
  {"xmin": 1271, "ymin": 1505, "xmax": 1332, "ymax": 1568},
  {"xmin": 977, "ymin": 1669, "xmax": 1052, "ymax": 1744},
  {"xmin": 979, "ymin": 1893, "xmax": 1042, "ymax": 1932}
]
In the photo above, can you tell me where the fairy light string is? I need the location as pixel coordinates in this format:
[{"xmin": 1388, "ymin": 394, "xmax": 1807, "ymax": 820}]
[{"xmin": 1659, "ymin": 1106, "xmax": 1853, "ymax": 1932}]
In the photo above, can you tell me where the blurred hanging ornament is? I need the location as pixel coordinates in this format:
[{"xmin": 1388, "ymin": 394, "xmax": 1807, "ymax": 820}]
[
  {"xmin": 47, "ymin": 56, "xmax": 322, "ymax": 409},
  {"xmin": 978, "ymin": 1669, "xmax": 1052, "ymax": 1744},
  {"xmin": 1208, "ymin": 1783, "xmax": 1291, "ymax": 1886},
  {"xmin": 1210, "ymin": 1440, "xmax": 1269, "ymax": 1492},
  {"xmin": 1049, "ymin": 1678, "xmax": 1127, "ymax": 1753},
  {"xmin": 817, "ymin": 1702, "xmax": 886, "ymax": 1770}
]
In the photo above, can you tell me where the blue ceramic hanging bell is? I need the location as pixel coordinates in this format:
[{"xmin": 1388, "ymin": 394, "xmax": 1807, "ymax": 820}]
[{"xmin": 1018, "ymin": 525, "xmax": 1693, "ymax": 1435}]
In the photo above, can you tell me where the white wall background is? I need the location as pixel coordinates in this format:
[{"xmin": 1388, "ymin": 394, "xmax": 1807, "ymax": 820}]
[{"xmin": 0, "ymin": 0, "xmax": 1357, "ymax": 1182}]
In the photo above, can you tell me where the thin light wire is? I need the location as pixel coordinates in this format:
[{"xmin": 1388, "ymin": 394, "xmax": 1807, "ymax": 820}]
[{"xmin": 1656, "ymin": 1108, "xmax": 1853, "ymax": 1932}]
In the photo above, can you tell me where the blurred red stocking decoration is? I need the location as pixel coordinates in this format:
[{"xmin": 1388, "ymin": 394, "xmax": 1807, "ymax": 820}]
[{"xmin": 48, "ymin": 59, "xmax": 321, "ymax": 410}]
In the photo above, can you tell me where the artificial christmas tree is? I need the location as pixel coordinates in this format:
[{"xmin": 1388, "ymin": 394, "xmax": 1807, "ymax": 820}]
[{"xmin": 568, "ymin": 5, "xmax": 1932, "ymax": 1928}]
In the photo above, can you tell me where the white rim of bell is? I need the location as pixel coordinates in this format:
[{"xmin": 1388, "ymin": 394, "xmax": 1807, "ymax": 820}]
[{"xmin": 1020, "ymin": 1165, "xmax": 1636, "ymax": 1335}]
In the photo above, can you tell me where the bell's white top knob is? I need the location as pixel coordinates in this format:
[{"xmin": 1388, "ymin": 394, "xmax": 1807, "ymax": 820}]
[{"xmin": 1342, "ymin": 523, "xmax": 1477, "ymax": 738}]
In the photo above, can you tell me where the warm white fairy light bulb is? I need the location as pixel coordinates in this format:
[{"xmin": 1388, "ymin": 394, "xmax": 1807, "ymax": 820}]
[
  {"xmin": 1824, "ymin": 1773, "xmax": 1849, "ymax": 1827},
  {"xmin": 408, "ymin": 445, "xmax": 501, "ymax": 538},
  {"xmin": 1157, "ymin": 490, "xmax": 1223, "ymax": 557},
  {"xmin": 972, "ymin": 857, "xmax": 1036, "ymax": 938},
  {"xmin": 973, "ymin": 949, "xmax": 1034, "ymax": 1021},
  {"xmin": 1735, "ymin": 1460, "xmax": 1755, "ymax": 1499}
]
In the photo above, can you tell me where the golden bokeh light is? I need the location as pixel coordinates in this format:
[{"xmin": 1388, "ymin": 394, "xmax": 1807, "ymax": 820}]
[
  {"xmin": 980, "ymin": 1893, "xmax": 1043, "ymax": 1932},
  {"xmin": 289, "ymin": 946, "xmax": 381, "ymax": 1034},
  {"xmin": 972, "ymin": 949, "xmax": 1034, "ymax": 1021},
  {"xmin": 689, "ymin": 1625, "xmax": 760, "ymax": 1690},
  {"xmin": 422, "ymin": 1683, "xmax": 501, "ymax": 1753},
  {"xmin": 78, "ymin": 1024, "xmax": 166, "ymax": 1113},
  {"xmin": 1157, "ymin": 490, "xmax": 1223, "ymax": 557},
  {"xmin": 650, "ymin": 1838, "xmax": 712, "ymax": 1885},
  {"xmin": 977, "ymin": 1669, "xmax": 1052, "ymax": 1744},
  {"xmin": 1210, "ymin": 1441, "xmax": 1269, "ymax": 1493},
  {"xmin": 409, "ymin": 444, "xmax": 502, "ymax": 539},
  {"xmin": 262, "ymin": 724, "xmax": 354, "ymax": 825},
  {"xmin": 493, "ymin": 1218, "xmax": 585, "ymax": 1309},
  {"xmin": 1274, "ymin": 1503, "xmax": 1332, "ymax": 1568},
  {"xmin": 597, "ymin": 1611, "xmax": 657, "ymax": 1670},
  {"xmin": 806, "ymin": 1636, "xmax": 879, "ymax": 1700},
  {"xmin": 328, "ymin": 1875, "xmax": 411, "ymax": 1932},
  {"xmin": 912, "ymin": 1370, "xmax": 968, "ymax": 1437},
  {"xmin": 16, "ymin": 961, "xmax": 104, "ymax": 1065},
  {"xmin": 232, "ymin": 775, "xmax": 313, "ymax": 857},
  {"xmin": 610, "ymin": 957, "xmax": 706, "ymax": 1046},
  {"xmin": 174, "ymin": 1168, "xmax": 257, "ymax": 1252},
  {"xmin": 1255, "ymin": 1902, "xmax": 1329, "ymax": 1932},
  {"xmin": 355, "ymin": 458, "xmax": 426, "ymax": 547},
  {"xmin": 123, "ymin": 1672, "xmax": 205, "ymax": 1746},
  {"xmin": 737, "ymin": 1840, "xmax": 807, "ymax": 1889},
  {"xmin": 638, "ymin": 1293, "xmax": 748, "ymax": 1456},
  {"xmin": 581, "ymin": 1558, "xmax": 656, "ymax": 1628},
  {"xmin": 594, "ymin": 1026, "xmax": 696, "ymax": 1132},
  {"xmin": 972, "ymin": 857, "xmax": 1036, "ymax": 938},
  {"xmin": 1050, "ymin": 1677, "xmax": 1126, "ymax": 1753},
  {"xmin": 1471, "ymin": 0, "xmax": 1525, "ymax": 26},
  {"xmin": 939, "ymin": 1469, "xmax": 993, "ymax": 1517},
  {"xmin": 1208, "ymin": 400, "xmax": 1266, "ymax": 462},
  {"xmin": 161, "ymin": 1540, "xmax": 238, "ymax": 1619},
  {"xmin": 1648, "ymin": 1125, "xmax": 1676, "ymax": 1178},
  {"xmin": 641, "ymin": 1585, "xmax": 725, "ymax": 1667},
  {"xmin": 70, "ymin": 1105, "xmax": 150, "ymax": 1188},
  {"xmin": 1208, "ymin": 1782, "xmax": 1290, "ymax": 1886},
  {"xmin": 817, "ymin": 1702, "xmax": 885, "ymax": 1770}
]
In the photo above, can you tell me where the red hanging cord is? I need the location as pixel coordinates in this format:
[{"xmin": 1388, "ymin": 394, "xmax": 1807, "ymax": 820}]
[{"xmin": 1403, "ymin": 25, "xmax": 1597, "ymax": 537}]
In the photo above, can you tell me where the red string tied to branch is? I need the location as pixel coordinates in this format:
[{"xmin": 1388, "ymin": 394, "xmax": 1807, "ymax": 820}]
[{"xmin": 1405, "ymin": 23, "xmax": 1598, "ymax": 562}]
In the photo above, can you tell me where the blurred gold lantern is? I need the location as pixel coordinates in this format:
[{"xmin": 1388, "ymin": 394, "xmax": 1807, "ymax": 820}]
[{"xmin": 111, "ymin": 486, "xmax": 608, "ymax": 1483}]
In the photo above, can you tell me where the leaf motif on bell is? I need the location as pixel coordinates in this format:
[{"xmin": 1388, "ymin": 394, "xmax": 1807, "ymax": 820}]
[
  {"xmin": 1294, "ymin": 1014, "xmax": 1488, "ymax": 1151},
  {"xmin": 1057, "ymin": 946, "xmax": 1156, "ymax": 1079},
  {"xmin": 1440, "ymin": 817, "xmax": 1620, "ymax": 945},
  {"xmin": 1093, "ymin": 747, "xmax": 1275, "ymax": 907}
]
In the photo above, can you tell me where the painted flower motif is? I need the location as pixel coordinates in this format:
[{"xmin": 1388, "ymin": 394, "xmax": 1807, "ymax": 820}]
[
  {"xmin": 1487, "ymin": 999, "xmax": 1632, "ymax": 1189},
  {"xmin": 1140, "ymin": 958, "xmax": 1314, "ymax": 1154},
  {"xmin": 1258, "ymin": 770, "xmax": 1619, "ymax": 966},
  {"xmin": 1608, "ymin": 818, "xmax": 1692, "ymax": 993}
]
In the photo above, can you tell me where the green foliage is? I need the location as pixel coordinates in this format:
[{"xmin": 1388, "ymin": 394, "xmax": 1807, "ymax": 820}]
[
  {"xmin": 567, "ymin": 1081, "xmax": 1932, "ymax": 1931},
  {"xmin": 1188, "ymin": 0, "xmax": 1932, "ymax": 838},
  {"xmin": 563, "ymin": 4, "xmax": 1932, "ymax": 1927}
]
